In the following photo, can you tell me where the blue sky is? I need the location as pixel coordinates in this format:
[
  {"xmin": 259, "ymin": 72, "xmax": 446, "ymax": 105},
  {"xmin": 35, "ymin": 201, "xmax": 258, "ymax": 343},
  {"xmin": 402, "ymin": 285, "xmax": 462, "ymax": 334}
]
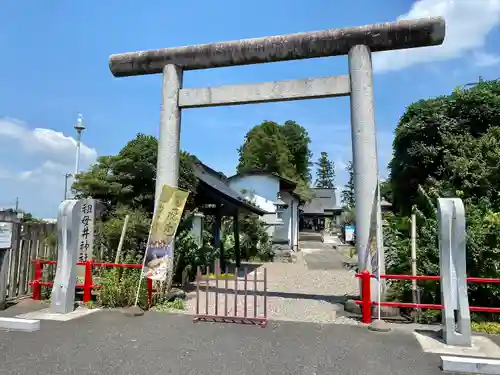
[{"xmin": 0, "ymin": 0, "xmax": 499, "ymax": 218}]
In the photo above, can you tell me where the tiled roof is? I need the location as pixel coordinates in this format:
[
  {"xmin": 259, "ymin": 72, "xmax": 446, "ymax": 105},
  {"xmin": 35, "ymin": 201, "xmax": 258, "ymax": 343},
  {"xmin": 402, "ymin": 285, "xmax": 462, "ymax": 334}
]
[{"xmin": 301, "ymin": 188, "xmax": 341, "ymax": 215}]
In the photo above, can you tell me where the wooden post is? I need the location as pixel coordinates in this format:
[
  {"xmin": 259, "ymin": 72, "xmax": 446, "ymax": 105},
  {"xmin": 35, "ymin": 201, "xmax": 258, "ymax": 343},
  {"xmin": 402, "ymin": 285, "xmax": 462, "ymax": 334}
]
[
  {"xmin": 213, "ymin": 204, "xmax": 224, "ymax": 271},
  {"xmin": 0, "ymin": 250, "xmax": 8, "ymax": 309},
  {"xmin": 233, "ymin": 211, "xmax": 240, "ymax": 268},
  {"xmin": 114, "ymin": 215, "xmax": 130, "ymax": 264}
]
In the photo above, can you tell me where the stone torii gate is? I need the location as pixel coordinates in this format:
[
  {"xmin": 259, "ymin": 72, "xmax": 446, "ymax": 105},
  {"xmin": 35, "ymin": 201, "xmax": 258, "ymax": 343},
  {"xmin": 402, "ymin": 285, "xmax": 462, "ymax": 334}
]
[{"xmin": 108, "ymin": 17, "xmax": 446, "ymax": 296}]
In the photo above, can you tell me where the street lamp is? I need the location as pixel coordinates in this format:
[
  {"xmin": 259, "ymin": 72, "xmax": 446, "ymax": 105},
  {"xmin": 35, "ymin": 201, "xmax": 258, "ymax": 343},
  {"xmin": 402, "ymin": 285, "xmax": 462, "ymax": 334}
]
[
  {"xmin": 63, "ymin": 173, "xmax": 72, "ymax": 201},
  {"xmin": 74, "ymin": 113, "xmax": 85, "ymax": 176}
]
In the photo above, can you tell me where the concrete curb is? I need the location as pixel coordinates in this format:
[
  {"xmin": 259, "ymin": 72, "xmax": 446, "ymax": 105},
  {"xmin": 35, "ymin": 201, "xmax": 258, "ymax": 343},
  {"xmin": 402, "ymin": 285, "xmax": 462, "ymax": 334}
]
[
  {"xmin": 0, "ymin": 317, "xmax": 40, "ymax": 332},
  {"xmin": 441, "ymin": 355, "xmax": 500, "ymax": 374}
]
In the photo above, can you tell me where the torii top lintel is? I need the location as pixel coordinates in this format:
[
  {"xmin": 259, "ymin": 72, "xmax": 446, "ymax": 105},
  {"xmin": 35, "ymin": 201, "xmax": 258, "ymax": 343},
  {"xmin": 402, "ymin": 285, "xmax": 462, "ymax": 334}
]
[{"xmin": 109, "ymin": 16, "xmax": 445, "ymax": 77}]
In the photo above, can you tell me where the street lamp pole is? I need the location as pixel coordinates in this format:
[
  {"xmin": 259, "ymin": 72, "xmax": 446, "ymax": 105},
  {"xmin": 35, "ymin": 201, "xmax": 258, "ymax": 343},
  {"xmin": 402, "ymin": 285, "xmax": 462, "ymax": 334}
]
[
  {"xmin": 63, "ymin": 173, "xmax": 72, "ymax": 201},
  {"xmin": 74, "ymin": 113, "xmax": 85, "ymax": 176}
]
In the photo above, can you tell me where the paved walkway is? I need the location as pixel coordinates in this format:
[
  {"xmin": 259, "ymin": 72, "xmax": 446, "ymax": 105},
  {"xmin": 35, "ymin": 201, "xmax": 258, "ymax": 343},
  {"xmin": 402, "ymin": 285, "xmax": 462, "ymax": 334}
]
[
  {"xmin": 0, "ymin": 311, "xmax": 449, "ymax": 375},
  {"xmin": 301, "ymin": 240, "xmax": 345, "ymax": 270}
]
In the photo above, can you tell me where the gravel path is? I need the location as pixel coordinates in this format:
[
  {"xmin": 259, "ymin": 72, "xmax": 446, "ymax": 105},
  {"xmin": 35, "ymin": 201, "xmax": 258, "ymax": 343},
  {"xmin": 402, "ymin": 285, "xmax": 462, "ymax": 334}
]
[{"xmin": 184, "ymin": 243, "xmax": 360, "ymax": 324}]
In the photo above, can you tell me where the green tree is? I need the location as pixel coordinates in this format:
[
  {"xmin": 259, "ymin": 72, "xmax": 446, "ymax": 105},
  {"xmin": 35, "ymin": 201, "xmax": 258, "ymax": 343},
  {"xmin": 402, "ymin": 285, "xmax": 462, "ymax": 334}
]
[
  {"xmin": 380, "ymin": 180, "xmax": 393, "ymax": 203},
  {"xmin": 385, "ymin": 80, "xmax": 500, "ymax": 322},
  {"xmin": 389, "ymin": 79, "xmax": 500, "ymax": 215},
  {"xmin": 315, "ymin": 152, "xmax": 335, "ymax": 189},
  {"xmin": 237, "ymin": 120, "xmax": 313, "ymax": 200},
  {"xmin": 72, "ymin": 133, "xmax": 200, "ymax": 264},
  {"xmin": 341, "ymin": 161, "xmax": 355, "ymax": 208},
  {"xmin": 237, "ymin": 121, "xmax": 296, "ymax": 177},
  {"xmin": 73, "ymin": 133, "xmax": 198, "ymax": 214},
  {"xmin": 280, "ymin": 120, "xmax": 313, "ymax": 183}
]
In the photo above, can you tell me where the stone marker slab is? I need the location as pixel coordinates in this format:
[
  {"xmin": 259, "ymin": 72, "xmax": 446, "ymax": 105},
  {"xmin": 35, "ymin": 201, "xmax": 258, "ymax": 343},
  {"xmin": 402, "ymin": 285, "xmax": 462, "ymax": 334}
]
[
  {"xmin": 438, "ymin": 198, "xmax": 471, "ymax": 346},
  {"xmin": 441, "ymin": 355, "xmax": 500, "ymax": 374},
  {"xmin": 17, "ymin": 306, "xmax": 99, "ymax": 322},
  {"xmin": 0, "ymin": 317, "xmax": 40, "ymax": 332},
  {"xmin": 51, "ymin": 200, "xmax": 79, "ymax": 314},
  {"xmin": 414, "ymin": 331, "xmax": 500, "ymax": 359}
]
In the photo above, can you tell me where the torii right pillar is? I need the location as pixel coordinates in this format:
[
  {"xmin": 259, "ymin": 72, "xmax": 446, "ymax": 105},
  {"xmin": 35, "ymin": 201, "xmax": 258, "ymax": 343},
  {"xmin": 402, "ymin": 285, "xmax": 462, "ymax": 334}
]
[{"xmin": 349, "ymin": 44, "xmax": 385, "ymax": 301}]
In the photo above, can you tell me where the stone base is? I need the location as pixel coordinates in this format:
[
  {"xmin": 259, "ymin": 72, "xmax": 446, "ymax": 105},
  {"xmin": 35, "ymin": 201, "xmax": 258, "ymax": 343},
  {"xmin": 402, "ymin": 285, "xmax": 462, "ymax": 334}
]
[
  {"xmin": 414, "ymin": 331, "xmax": 500, "ymax": 359},
  {"xmin": 343, "ymin": 299, "xmax": 400, "ymax": 318},
  {"xmin": 122, "ymin": 306, "xmax": 145, "ymax": 317},
  {"xmin": 368, "ymin": 319, "xmax": 391, "ymax": 332},
  {"xmin": 273, "ymin": 246, "xmax": 296, "ymax": 263},
  {"xmin": 0, "ymin": 317, "xmax": 40, "ymax": 332},
  {"xmin": 373, "ymin": 305, "xmax": 400, "ymax": 318},
  {"xmin": 441, "ymin": 355, "xmax": 500, "ymax": 374}
]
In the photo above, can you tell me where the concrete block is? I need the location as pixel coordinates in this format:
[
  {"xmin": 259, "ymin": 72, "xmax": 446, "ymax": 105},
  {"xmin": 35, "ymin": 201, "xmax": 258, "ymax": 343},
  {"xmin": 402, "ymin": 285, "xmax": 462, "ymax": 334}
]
[
  {"xmin": 17, "ymin": 306, "xmax": 99, "ymax": 322},
  {"xmin": 0, "ymin": 317, "xmax": 40, "ymax": 332},
  {"xmin": 441, "ymin": 355, "xmax": 500, "ymax": 374},
  {"xmin": 414, "ymin": 331, "xmax": 500, "ymax": 358}
]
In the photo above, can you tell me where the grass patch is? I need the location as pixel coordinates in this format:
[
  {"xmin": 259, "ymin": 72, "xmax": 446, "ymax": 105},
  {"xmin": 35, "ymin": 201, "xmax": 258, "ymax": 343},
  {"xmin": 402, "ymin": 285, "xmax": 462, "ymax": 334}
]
[
  {"xmin": 85, "ymin": 301, "xmax": 97, "ymax": 309},
  {"xmin": 348, "ymin": 247, "xmax": 356, "ymax": 258},
  {"xmin": 206, "ymin": 273, "xmax": 235, "ymax": 279},
  {"xmin": 152, "ymin": 298, "xmax": 185, "ymax": 312},
  {"xmin": 471, "ymin": 322, "xmax": 500, "ymax": 335}
]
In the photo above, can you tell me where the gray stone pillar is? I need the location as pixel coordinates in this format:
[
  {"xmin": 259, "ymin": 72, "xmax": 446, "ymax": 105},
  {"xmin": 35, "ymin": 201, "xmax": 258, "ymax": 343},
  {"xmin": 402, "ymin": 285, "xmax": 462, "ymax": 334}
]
[
  {"xmin": 156, "ymin": 64, "xmax": 183, "ymax": 203},
  {"xmin": 51, "ymin": 200, "xmax": 79, "ymax": 314},
  {"xmin": 348, "ymin": 45, "xmax": 385, "ymax": 297}
]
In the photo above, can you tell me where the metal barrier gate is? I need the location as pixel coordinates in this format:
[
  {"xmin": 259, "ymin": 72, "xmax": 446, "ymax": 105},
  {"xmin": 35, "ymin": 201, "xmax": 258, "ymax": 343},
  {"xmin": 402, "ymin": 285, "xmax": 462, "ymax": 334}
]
[{"xmin": 193, "ymin": 263, "xmax": 268, "ymax": 327}]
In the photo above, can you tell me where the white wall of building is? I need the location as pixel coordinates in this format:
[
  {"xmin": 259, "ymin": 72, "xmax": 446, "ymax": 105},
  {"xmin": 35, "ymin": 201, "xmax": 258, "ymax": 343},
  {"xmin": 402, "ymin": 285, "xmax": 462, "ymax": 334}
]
[
  {"xmin": 228, "ymin": 174, "xmax": 299, "ymax": 249},
  {"xmin": 228, "ymin": 175, "xmax": 278, "ymax": 214},
  {"xmin": 279, "ymin": 191, "xmax": 299, "ymax": 249}
]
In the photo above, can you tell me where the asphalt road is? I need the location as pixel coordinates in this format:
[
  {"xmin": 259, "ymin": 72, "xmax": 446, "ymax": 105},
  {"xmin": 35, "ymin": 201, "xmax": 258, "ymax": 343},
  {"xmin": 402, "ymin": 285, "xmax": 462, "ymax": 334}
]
[{"xmin": 0, "ymin": 311, "xmax": 448, "ymax": 375}]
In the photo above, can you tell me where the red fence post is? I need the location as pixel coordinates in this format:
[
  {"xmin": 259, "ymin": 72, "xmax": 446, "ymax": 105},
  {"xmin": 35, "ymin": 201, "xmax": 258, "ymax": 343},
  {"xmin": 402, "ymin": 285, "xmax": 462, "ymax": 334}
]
[
  {"xmin": 360, "ymin": 270, "xmax": 372, "ymax": 324},
  {"xmin": 147, "ymin": 278, "xmax": 153, "ymax": 307},
  {"xmin": 32, "ymin": 260, "xmax": 43, "ymax": 300},
  {"xmin": 83, "ymin": 259, "xmax": 93, "ymax": 303}
]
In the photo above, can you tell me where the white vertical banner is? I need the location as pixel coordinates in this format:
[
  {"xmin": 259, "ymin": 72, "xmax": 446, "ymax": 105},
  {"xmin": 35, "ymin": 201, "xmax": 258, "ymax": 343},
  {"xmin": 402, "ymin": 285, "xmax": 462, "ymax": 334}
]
[{"xmin": 0, "ymin": 222, "xmax": 13, "ymax": 250}]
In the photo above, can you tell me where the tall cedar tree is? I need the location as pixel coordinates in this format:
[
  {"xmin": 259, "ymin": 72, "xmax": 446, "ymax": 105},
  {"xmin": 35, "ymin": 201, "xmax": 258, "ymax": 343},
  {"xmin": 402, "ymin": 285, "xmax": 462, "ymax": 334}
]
[
  {"xmin": 315, "ymin": 152, "xmax": 335, "ymax": 189},
  {"xmin": 341, "ymin": 161, "xmax": 355, "ymax": 208}
]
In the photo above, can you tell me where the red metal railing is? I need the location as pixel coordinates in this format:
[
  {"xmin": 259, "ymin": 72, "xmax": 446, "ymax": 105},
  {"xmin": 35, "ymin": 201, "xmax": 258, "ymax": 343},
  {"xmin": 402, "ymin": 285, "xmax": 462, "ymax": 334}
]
[
  {"xmin": 29, "ymin": 259, "xmax": 153, "ymax": 306},
  {"xmin": 355, "ymin": 270, "xmax": 500, "ymax": 324}
]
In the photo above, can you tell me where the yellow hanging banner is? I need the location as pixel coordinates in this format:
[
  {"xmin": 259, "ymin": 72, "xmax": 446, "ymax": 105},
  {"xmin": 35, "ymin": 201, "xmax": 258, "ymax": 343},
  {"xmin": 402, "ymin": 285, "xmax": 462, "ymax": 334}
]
[{"xmin": 144, "ymin": 184, "xmax": 189, "ymax": 281}]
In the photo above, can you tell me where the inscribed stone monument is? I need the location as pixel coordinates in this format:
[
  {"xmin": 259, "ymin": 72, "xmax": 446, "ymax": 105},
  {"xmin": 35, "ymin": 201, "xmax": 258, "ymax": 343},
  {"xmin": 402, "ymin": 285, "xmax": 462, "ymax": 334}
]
[
  {"xmin": 51, "ymin": 200, "xmax": 91, "ymax": 314},
  {"xmin": 438, "ymin": 198, "xmax": 471, "ymax": 346}
]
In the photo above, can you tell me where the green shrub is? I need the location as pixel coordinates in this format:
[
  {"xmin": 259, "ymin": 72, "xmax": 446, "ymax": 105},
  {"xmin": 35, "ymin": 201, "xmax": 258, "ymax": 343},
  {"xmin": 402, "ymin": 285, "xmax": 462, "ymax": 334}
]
[{"xmin": 96, "ymin": 252, "xmax": 149, "ymax": 309}]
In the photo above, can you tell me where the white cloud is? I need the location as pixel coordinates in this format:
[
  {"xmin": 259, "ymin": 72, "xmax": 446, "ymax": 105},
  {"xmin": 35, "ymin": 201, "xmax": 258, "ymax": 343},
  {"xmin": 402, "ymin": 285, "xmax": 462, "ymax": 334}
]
[
  {"xmin": 0, "ymin": 118, "xmax": 97, "ymax": 163},
  {"xmin": 0, "ymin": 118, "xmax": 98, "ymax": 217},
  {"xmin": 473, "ymin": 51, "xmax": 500, "ymax": 67},
  {"xmin": 373, "ymin": 0, "xmax": 500, "ymax": 73}
]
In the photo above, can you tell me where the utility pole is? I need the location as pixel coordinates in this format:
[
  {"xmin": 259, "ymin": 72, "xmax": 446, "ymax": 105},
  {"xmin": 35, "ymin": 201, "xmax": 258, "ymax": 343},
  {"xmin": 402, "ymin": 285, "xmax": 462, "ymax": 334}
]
[{"xmin": 74, "ymin": 113, "xmax": 86, "ymax": 176}]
